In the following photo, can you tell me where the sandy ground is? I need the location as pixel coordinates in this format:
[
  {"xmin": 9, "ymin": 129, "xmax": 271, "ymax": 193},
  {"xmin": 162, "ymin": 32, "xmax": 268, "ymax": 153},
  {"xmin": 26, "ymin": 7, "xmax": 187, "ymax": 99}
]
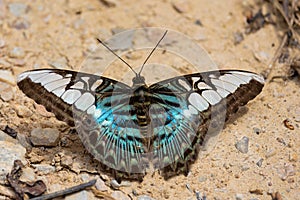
[{"xmin": 0, "ymin": 0, "xmax": 299, "ymax": 199}]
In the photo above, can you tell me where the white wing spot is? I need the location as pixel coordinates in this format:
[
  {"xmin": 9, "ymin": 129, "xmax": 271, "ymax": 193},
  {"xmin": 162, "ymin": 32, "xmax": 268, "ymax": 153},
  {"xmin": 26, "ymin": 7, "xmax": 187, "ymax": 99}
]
[
  {"xmin": 39, "ymin": 73, "xmax": 63, "ymax": 86},
  {"xmin": 216, "ymin": 87, "xmax": 230, "ymax": 98},
  {"xmin": 197, "ymin": 82, "xmax": 212, "ymax": 90},
  {"xmin": 188, "ymin": 92, "xmax": 209, "ymax": 112},
  {"xmin": 52, "ymin": 86, "xmax": 66, "ymax": 97},
  {"xmin": 74, "ymin": 92, "xmax": 95, "ymax": 111},
  {"xmin": 65, "ymin": 74, "xmax": 72, "ymax": 78},
  {"xmin": 178, "ymin": 79, "xmax": 191, "ymax": 90},
  {"xmin": 202, "ymin": 90, "xmax": 222, "ymax": 105},
  {"xmin": 87, "ymin": 105, "xmax": 96, "ymax": 115},
  {"xmin": 211, "ymin": 79, "xmax": 237, "ymax": 93},
  {"xmin": 71, "ymin": 81, "xmax": 85, "ymax": 89},
  {"xmin": 44, "ymin": 78, "xmax": 70, "ymax": 92},
  {"xmin": 61, "ymin": 89, "xmax": 82, "ymax": 104},
  {"xmin": 30, "ymin": 73, "xmax": 50, "ymax": 82},
  {"xmin": 220, "ymin": 74, "xmax": 246, "ymax": 86},
  {"xmin": 183, "ymin": 105, "xmax": 198, "ymax": 117},
  {"xmin": 18, "ymin": 70, "xmax": 51, "ymax": 82},
  {"xmin": 91, "ymin": 79, "xmax": 103, "ymax": 91},
  {"xmin": 191, "ymin": 77, "xmax": 200, "ymax": 83}
]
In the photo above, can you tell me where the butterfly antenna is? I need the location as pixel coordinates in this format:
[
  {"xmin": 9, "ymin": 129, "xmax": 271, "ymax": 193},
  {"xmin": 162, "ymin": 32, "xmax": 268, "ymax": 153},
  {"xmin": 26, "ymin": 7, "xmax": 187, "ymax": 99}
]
[
  {"xmin": 96, "ymin": 38, "xmax": 138, "ymax": 76},
  {"xmin": 138, "ymin": 30, "xmax": 168, "ymax": 76}
]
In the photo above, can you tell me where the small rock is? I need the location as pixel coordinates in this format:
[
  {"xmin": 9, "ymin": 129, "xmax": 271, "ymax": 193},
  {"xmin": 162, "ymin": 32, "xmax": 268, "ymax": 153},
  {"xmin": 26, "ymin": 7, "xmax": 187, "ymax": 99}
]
[
  {"xmin": 9, "ymin": 47, "xmax": 25, "ymax": 58},
  {"xmin": 194, "ymin": 19, "xmax": 203, "ymax": 26},
  {"xmin": 0, "ymin": 82, "xmax": 14, "ymax": 101},
  {"xmin": 30, "ymin": 128, "xmax": 60, "ymax": 147},
  {"xmin": 253, "ymin": 127, "xmax": 261, "ymax": 135},
  {"xmin": 0, "ymin": 131, "xmax": 27, "ymax": 183},
  {"xmin": 12, "ymin": 18, "xmax": 30, "ymax": 29},
  {"xmin": 110, "ymin": 179, "xmax": 121, "ymax": 189},
  {"xmin": 32, "ymin": 164, "xmax": 55, "ymax": 175},
  {"xmin": 0, "ymin": 39, "xmax": 5, "ymax": 48},
  {"xmin": 256, "ymin": 158, "xmax": 263, "ymax": 167},
  {"xmin": 198, "ymin": 176, "xmax": 207, "ymax": 182},
  {"xmin": 265, "ymin": 148, "xmax": 276, "ymax": 158},
  {"xmin": 277, "ymin": 163, "xmax": 295, "ymax": 181},
  {"xmin": 235, "ymin": 136, "xmax": 249, "ymax": 153},
  {"xmin": 172, "ymin": 0, "xmax": 189, "ymax": 13},
  {"xmin": 16, "ymin": 133, "xmax": 32, "ymax": 150},
  {"xmin": 15, "ymin": 105, "xmax": 32, "ymax": 117},
  {"xmin": 233, "ymin": 31, "xmax": 244, "ymax": 45},
  {"xmin": 111, "ymin": 191, "xmax": 130, "ymax": 200},
  {"xmin": 95, "ymin": 177, "xmax": 109, "ymax": 192},
  {"xmin": 137, "ymin": 195, "xmax": 155, "ymax": 200},
  {"xmin": 100, "ymin": 0, "xmax": 118, "ymax": 7},
  {"xmin": 253, "ymin": 51, "xmax": 269, "ymax": 62},
  {"xmin": 289, "ymin": 153, "xmax": 298, "ymax": 162},
  {"xmin": 19, "ymin": 167, "xmax": 36, "ymax": 182},
  {"xmin": 249, "ymin": 189, "xmax": 263, "ymax": 195},
  {"xmin": 34, "ymin": 103, "xmax": 54, "ymax": 117},
  {"xmin": 61, "ymin": 155, "xmax": 73, "ymax": 167},
  {"xmin": 236, "ymin": 193, "xmax": 244, "ymax": 200},
  {"xmin": 65, "ymin": 190, "xmax": 96, "ymax": 200},
  {"xmin": 8, "ymin": 3, "xmax": 28, "ymax": 17},
  {"xmin": 0, "ymin": 70, "xmax": 16, "ymax": 85}
]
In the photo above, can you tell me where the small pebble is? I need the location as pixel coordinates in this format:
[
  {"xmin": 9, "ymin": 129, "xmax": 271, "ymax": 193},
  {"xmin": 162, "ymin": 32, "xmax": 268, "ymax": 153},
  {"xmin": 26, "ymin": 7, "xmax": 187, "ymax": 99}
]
[
  {"xmin": 172, "ymin": 0, "xmax": 189, "ymax": 13},
  {"xmin": 277, "ymin": 163, "xmax": 295, "ymax": 181},
  {"xmin": 249, "ymin": 189, "xmax": 263, "ymax": 195},
  {"xmin": 235, "ymin": 193, "xmax": 244, "ymax": 200},
  {"xmin": 8, "ymin": 3, "xmax": 28, "ymax": 17},
  {"xmin": 289, "ymin": 153, "xmax": 298, "ymax": 162},
  {"xmin": 30, "ymin": 128, "xmax": 60, "ymax": 147},
  {"xmin": 15, "ymin": 105, "xmax": 32, "ymax": 117},
  {"xmin": 32, "ymin": 164, "xmax": 55, "ymax": 175},
  {"xmin": 137, "ymin": 195, "xmax": 155, "ymax": 200},
  {"xmin": 0, "ymin": 83, "xmax": 14, "ymax": 101},
  {"xmin": 61, "ymin": 155, "xmax": 73, "ymax": 167},
  {"xmin": 253, "ymin": 127, "xmax": 261, "ymax": 135},
  {"xmin": 9, "ymin": 47, "xmax": 25, "ymax": 58},
  {"xmin": 19, "ymin": 167, "xmax": 36, "ymax": 182},
  {"xmin": 233, "ymin": 31, "xmax": 244, "ymax": 45},
  {"xmin": 12, "ymin": 18, "xmax": 30, "ymax": 29},
  {"xmin": 110, "ymin": 179, "xmax": 121, "ymax": 189},
  {"xmin": 256, "ymin": 158, "xmax": 263, "ymax": 167},
  {"xmin": 265, "ymin": 149, "xmax": 276, "ymax": 158},
  {"xmin": 0, "ymin": 70, "xmax": 16, "ymax": 85},
  {"xmin": 95, "ymin": 177, "xmax": 109, "ymax": 192},
  {"xmin": 198, "ymin": 176, "xmax": 207, "ymax": 182},
  {"xmin": 0, "ymin": 132, "xmax": 27, "ymax": 183},
  {"xmin": 65, "ymin": 190, "xmax": 95, "ymax": 200},
  {"xmin": 235, "ymin": 136, "xmax": 249, "ymax": 153},
  {"xmin": 34, "ymin": 103, "xmax": 54, "ymax": 117},
  {"xmin": 194, "ymin": 19, "xmax": 203, "ymax": 26},
  {"xmin": 111, "ymin": 191, "xmax": 130, "ymax": 200},
  {"xmin": 100, "ymin": 0, "xmax": 118, "ymax": 7},
  {"xmin": 16, "ymin": 133, "xmax": 32, "ymax": 150}
]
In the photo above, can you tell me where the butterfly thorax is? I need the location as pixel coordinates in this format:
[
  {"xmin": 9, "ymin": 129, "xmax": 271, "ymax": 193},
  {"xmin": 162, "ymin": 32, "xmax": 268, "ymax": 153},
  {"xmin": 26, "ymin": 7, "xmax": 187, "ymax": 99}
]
[{"xmin": 131, "ymin": 75, "xmax": 152, "ymax": 128}]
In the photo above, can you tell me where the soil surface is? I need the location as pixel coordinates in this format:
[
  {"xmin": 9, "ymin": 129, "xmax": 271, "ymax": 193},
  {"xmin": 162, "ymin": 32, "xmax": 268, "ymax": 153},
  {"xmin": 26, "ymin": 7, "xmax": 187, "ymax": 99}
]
[{"xmin": 0, "ymin": 0, "xmax": 299, "ymax": 199}]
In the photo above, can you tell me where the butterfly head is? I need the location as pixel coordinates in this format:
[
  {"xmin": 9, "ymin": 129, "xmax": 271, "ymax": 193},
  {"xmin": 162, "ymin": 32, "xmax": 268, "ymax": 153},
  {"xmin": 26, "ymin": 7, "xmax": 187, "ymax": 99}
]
[{"xmin": 132, "ymin": 74, "xmax": 146, "ymax": 87}]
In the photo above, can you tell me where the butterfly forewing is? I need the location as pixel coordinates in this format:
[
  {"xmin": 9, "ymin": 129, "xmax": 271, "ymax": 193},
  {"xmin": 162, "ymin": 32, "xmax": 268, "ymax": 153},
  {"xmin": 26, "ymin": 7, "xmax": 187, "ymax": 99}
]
[{"xmin": 17, "ymin": 69, "xmax": 264, "ymax": 178}]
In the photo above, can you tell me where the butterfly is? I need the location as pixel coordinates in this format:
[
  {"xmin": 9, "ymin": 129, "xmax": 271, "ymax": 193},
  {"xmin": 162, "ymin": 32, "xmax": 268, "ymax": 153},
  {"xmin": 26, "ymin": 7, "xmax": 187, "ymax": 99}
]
[{"xmin": 17, "ymin": 31, "xmax": 265, "ymax": 180}]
